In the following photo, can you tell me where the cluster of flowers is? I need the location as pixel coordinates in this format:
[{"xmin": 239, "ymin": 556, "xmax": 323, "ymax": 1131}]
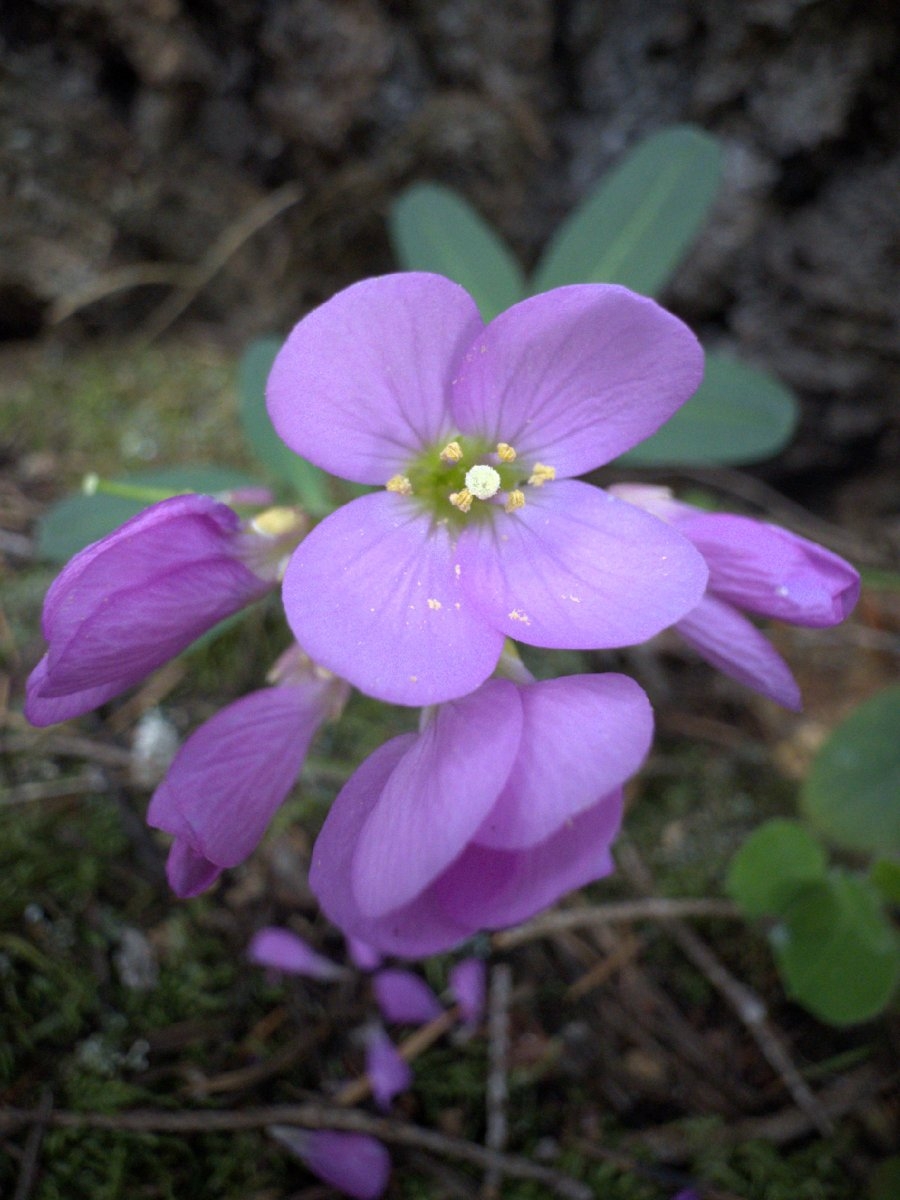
[{"xmin": 26, "ymin": 273, "xmax": 859, "ymax": 1192}]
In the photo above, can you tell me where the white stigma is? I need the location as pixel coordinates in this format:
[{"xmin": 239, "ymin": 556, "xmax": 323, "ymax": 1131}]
[{"xmin": 464, "ymin": 464, "xmax": 501, "ymax": 500}]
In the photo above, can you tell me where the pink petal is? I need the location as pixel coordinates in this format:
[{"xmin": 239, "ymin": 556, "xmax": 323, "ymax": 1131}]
[
  {"xmin": 345, "ymin": 936, "xmax": 383, "ymax": 972},
  {"xmin": 450, "ymin": 285, "xmax": 703, "ymax": 477},
  {"xmin": 267, "ymin": 273, "xmax": 482, "ymax": 485},
  {"xmin": 351, "ymin": 681, "xmax": 523, "ymax": 917},
  {"xmin": 270, "ymin": 1128, "xmax": 391, "ymax": 1200},
  {"xmin": 457, "ymin": 481, "xmax": 708, "ymax": 648},
  {"xmin": 675, "ymin": 595, "xmax": 802, "ymax": 710},
  {"xmin": 282, "ymin": 492, "xmax": 504, "ymax": 705},
  {"xmin": 373, "ymin": 969, "xmax": 443, "ymax": 1024},
  {"xmin": 247, "ymin": 927, "xmax": 346, "ymax": 981},
  {"xmin": 365, "ymin": 1026, "xmax": 413, "ymax": 1110},
  {"xmin": 476, "ymin": 674, "xmax": 652, "ymax": 849},
  {"xmin": 24, "ymin": 655, "xmax": 126, "ymax": 727},
  {"xmin": 165, "ymin": 838, "xmax": 222, "ymax": 898},
  {"xmin": 449, "ymin": 958, "xmax": 486, "ymax": 1025}
]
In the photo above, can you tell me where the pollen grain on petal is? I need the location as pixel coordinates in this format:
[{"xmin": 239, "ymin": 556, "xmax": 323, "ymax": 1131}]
[
  {"xmin": 426, "ymin": 598, "xmax": 442, "ymax": 610},
  {"xmin": 504, "ymin": 489, "xmax": 526, "ymax": 514},
  {"xmin": 386, "ymin": 474, "xmax": 413, "ymax": 495},
  {"xmin": 528, "ymin": 463, "xmax": 556, "ymax": 487},
  {"xmin": 439, "ymin": 440, "xmax": 463, "ymax": 463},
  {"xmin": 508, "ymin": 608, "xmax": 530, "ymax": 624}
]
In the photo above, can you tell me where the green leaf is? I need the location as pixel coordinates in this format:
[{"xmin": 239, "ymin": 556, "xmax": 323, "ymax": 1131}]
[
  {"xmin": 620, "ymin": 352, "xmax": 799, "ymax": 466},
  {"xmin": 388, "ymin": 182, "xmax": 527, "ymax": 321},
  {"xmin": 237, "ymin": 337, "xmax": 333, "ymax": 513},
  {"xmin": 869, "ymin": 1157, "xmax": 900, "ymax": 1200},
  {"xmin": 531, "ymin": 125, "xmax": 723, "ymax": 297},
  {"xmin": 870, "ymin": 859, "xmax": 900, "ymax": 904},
  {"xmin": 726, "ymin": 819, "xmax": 828, "ymax": 917},
  {"xmin": 771, "ymin": 871, "xmax": 900, "ymax": 1025},
  {"xmin": 801, "ymin": 685, "xmax": 900, "ymax": 856},
  {"xmin": 36, "ymin": 466, "xmax": 261, "ymax": 563}
]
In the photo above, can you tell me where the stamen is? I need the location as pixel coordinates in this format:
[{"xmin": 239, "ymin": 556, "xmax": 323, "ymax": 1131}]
[
  {"xmin": 528, "ymin": 463, "xmax": 556, "ymax": 487},
  {"xmin": 504, "ymin": 489, "xmax": 526, "ymax": 513},
  {"xmin": 496, "ymin": 442, "xmax": 517, "ymax": 463},
  {"xmin": 439, "ymin": 441, "xmax": 463, "ymax": 463},
  {"xmin": 386, "ymin": 474, "xmax": 413, "ymax": 495},
  {"xmin": 464, "ymin": 464, "xmax": 501, "ymax": 500},
  {"xmin": 252, "ymin": 507, "xmax": 307, "ymax": 537},
  {"xmin": 449, "ymin": 488, "xmax": 474, "ymax": 513}
]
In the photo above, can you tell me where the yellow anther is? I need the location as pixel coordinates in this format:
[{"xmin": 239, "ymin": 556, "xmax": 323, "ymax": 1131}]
[
  {"xmin": 528, "ymin": 462, "xmax": 556, "ymax": 487},
  {"xmin": 449, "ymin": 488, "xmax": 474, "ymax": 513},
  {"xmin": 439, "ymin": 440, "xmax": 463, "ymax": 463},
  {"xmin": 386, "ymin": 474, "xmax": 413, "ymax": 495},
  {"xmin": 252, "ymin": 506, "xmax": 306, "ymax": 537},
  {"xmin": 496, "ymin": 442, "xmax": 517, "ymax": 463},
  {"xmin": 504, "ymin": 489, "xmax": 526, "ymax": 513}
]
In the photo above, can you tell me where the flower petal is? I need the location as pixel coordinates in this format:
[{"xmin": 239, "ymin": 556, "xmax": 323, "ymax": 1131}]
[
  {"xmin": 450, "ymin": 285, "xmax": 703, "ymax": 476},
  {"xmin": 435, "ymin": 790, "xmax": 624, "ymax": 930},
  {"xmin": 366, "ymin": 1026, "xmax": 413, "ymax": 1111},
  {"xmin": 457, "ymin": 481, "xmax": 708, "ymax": 648},
  {"xmin": 476, "ymin": 674, "xmax": 652, "ymax": 849},
  {"xmin": 677, "ymin": 514, "xmax": 860, "ymax": 627},
  {"xmin": 267, "ymin": 273, "xmax": 483, "ymax": 485},
  {"xmin": 282, "ymin": 492, "xmax": 504, "ymax": 705},
  {"xmin": 24, "ymin": 655, "xmax": 127, "ymax": 727},
  {"xmin": 352, "ymin": 680, "xmax": 523, "ymax": 916},
  {"xmin": 147, "ymin": 684, "xmax": 328, "ymax": 868},
  {"xmin": 270, "ymin": 1128, "xmax": 391, "ymax": 1200},
  {"xmin": 449, "ymin": 958, "xmax": 486, "ymax": 1025},
  {"xmin": 373, "ymin": 969, "xmax": 443, "ymax": 1024},
  {"xmin": 676, "ymin": 595, "xmax": 802, "ymax": 710},
  {"xmin": 247, "ymin": 927, "xmax": 347, "ymax": 981},
  {"xmin": 166, "ymin": 838, "xmax": 222, "ymax": 898},
  {"xmin": 310, "ymin": 736, "xmax": 475, "ymax": 958}
]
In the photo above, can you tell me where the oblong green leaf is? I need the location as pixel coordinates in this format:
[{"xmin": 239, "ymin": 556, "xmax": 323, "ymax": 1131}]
[
  {"xmin": 237, "ymin": 337, "xmax": 333, "ymax": 514},
  {"xmin": 532, "ymin": 125, "xmax": 723, "ymax": 297},
  {"xmin": 620, "ymin": 352, "xmax": 799, "ymax": 466},
  {"xmin": 36, "ymin": 466, "xmax": 260, "ymax": 563},
  {"xmin": 726, "ymin": 819, "xmax": 828, "ymax": 917},
  {"xmin": 388, "ymin": 182, "xmax": 527, "ymax": 321},
  {"xmin": 801, "ymin": 685, "xmax": 900, "ymax": 856},
  {"xmin": 772, "ymin": 871, "xmax": 900, "ymax": 1025}
]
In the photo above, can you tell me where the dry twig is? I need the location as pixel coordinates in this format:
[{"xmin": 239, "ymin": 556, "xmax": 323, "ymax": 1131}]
[{"xmin": 482, "ymin": 962, "xmax": 512, "ymax": 1198}]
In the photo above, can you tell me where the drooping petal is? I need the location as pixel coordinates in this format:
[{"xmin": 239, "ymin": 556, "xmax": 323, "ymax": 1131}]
[
  {"xmin": 24, "ymin": 655, "xmax": 127, "ymax": 727},
  {"xmin": 282, "ymin": 492, "xmax": 504, "ymax": 705},
  {"xmin": 457, "ymin": 482, "xmax": 708, "ymax": 649},
  {"xmin": 165, "ymin": 838, "xmax": 222, "ymax": 898},
  {"xmin": 675, "ymin": 595, "xmax": 802, "ymax": 710},
  {"xmin": 435, "ymin": 791, "xmax": 624, "ymax": 931},
  {"xmin": 352, "ymin": 681, "xmax": 522, "ymax": 917},
  {"xmin": 450, "ymin": 285, "xmax": 703, "ymax": 477},
  {"xmin": 373, "ymin": 969, "xmax": 443, "ymax": 1024},
  {"xmin": 476, "ymin": 674, "xmax": 652, "ymax": 850},
  {"xmin": 309, "ymin": 736, "xmax": 478, "ymax": 958},
  {"xmin": 676, "ymin": 513, "xmax": 860, "ymax": 627},
  {"xmin": 365, "ymin": 1026, "xmax": 413, "ymax": 1111},
  {"xmin": 449, "ymin": 958, "xmax": 486, "ymax": 1026},
  {"xmin": 267, "ymin": 273, "xmax": 483, "ymax": 485},
  {"xmin": 247, "ymin": 927, "xmax": 347, "ymax": 981},
  {"xmin": 270, "ymin": 1127, "xmax": 391, "ymax": 1200},
  {"xmin": 147, "ymin": 683, "xmax": 329, "ymax": 870}
]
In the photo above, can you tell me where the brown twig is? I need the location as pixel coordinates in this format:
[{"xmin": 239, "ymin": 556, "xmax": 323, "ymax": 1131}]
[
  {"xmin": 11, "ymin": 1088, "xmax": 52, "ymax": 1200},
  {"xmin": 492, "ymin": 897, "xmax": 740, "ymax": 950},
  {"xmin": 0, "ymin": 1103, "xmax": 592, "ymax": 1200}
]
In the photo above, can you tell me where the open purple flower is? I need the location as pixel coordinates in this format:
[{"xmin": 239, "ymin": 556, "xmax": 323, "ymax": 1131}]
[
  {"xmin": 147, "ymin": 647, "xmax": 349, "ymax": 896},
  {"xmin": 310, "ymin": 672, "xmax": 652, "ymax": 957},
  {"xmin": 267, "ymin": 273, "xmax": 709, "ymax": 705},
  {"xmin": 610, "ymin": 485, "xmax": 860, "ymax": 709},
  {"xmin": 25, "ymin": 495, "xmax": 306, "ymax": 726}
]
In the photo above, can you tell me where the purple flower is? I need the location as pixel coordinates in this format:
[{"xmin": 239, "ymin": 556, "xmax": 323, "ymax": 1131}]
[
  {"xmin": 147, "ymin": 649, "xmax": 349, "ymax": 897},
  {"xmin": 345, "ymin": 936, "xmax": 383, "ymax": 972},
  {"xmin": 373, "ymin": 969, "xmax": 443, "ymax": 1024},
  {"xmin": 449, "ymin": 958, "xmax": 487, "ymax": 1026},
  {"xmin": 25, "ymin": 495, "xmax": 306, "ymax": 727},
  {"xmin": 269, "ymin": 1127, "xmax": 390, "ymax": 1199},
  {"xmin": 267, "ymin": 273, "xmax": 709, "ymax": 705},
  {"xmin": 365, "ymin": 1025, "xmax": 413, "ymax": 1111},
  {"xmin": 247, "ymin": 927, "xmax": 348, "ymax": 982},
  {"xmin": 310, "ymin": 672, "xmax": 653, "ymax": 957},
  {"xmin": 610, "ymin": 485, "xmax": 860, "ymax": 710}
]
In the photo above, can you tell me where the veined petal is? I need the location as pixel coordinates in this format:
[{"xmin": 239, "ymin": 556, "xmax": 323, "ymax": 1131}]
[
  {"xmin": 24, "ymin": 655, "xmax": 127, "ymax": 727},
  {"xmin": 677, "ymin": 514, "xmax": 860, "ymax": 627},
  {"xmin": 282, "ymin": 493, "xmax": 504, "ymax": 705},
  {"xmin": 352, "ymin": 681, "xmax": 523, "ymax": 917},
  {"xmin": 676, "ymin": 595, "xmax": 802, "ymax": 711},
  {"xmin": 477, "ymin": 674, "xmax": 652, "ymax": 850},
  {"xmin": 457, "ymin": 482, "xmax": 708, "ymax": 648},
  {"xmin": 435, "ymin": 791, "xmax": 624, "ymax": 930},
  {"xmin": 450, "ymin": 285, "xmax": 703, "ymax": 477},
  {"xmin": 267, "ymin": 273, "xmax": 483, "ymax": 485},
  {"xmin": 147, "ymin": 684, "xmax": 328, "ymax": 868},
  {"xmin": 310, "ymin": 736, "xmax": 475, "ymax": 958}
]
